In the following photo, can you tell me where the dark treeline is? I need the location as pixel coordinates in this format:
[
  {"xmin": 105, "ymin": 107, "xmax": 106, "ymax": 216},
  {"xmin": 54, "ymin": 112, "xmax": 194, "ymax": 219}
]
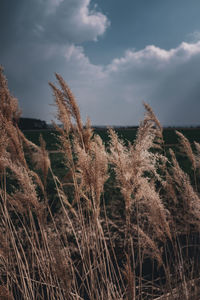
[{"xmin": 18, "ymin": 117, "xmax": 48, "ymax": 130}]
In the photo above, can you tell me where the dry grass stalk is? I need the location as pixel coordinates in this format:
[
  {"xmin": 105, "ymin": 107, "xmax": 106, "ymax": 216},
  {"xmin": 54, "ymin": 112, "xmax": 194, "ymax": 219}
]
[
  {"xmin": 54, "ymin": 73, "xmax": 83, "ymax": 139},
  {"xmin": 176, "ymin": 131, "xmax": 196, "ymax": 171},
  {"xmin": 75, "ymin": 134, "xmax": 108, "ymax": 216},
  {"xmin": 0, "ymin": 66, "xmax": 21, "ymax": 123},
  {"xmin": 169, "ymin": 149, "xmax": 200, "ymax": 230}
]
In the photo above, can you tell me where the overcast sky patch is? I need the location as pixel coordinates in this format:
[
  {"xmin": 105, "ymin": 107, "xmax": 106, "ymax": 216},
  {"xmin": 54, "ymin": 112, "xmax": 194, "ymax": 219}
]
[{"xmin": 1, "ymin": 0, "xmax": 200, "ymax": 126}]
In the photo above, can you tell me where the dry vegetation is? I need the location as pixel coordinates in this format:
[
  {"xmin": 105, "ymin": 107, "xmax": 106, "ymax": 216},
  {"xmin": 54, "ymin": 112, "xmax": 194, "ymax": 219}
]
[{"xmin": 0, "ymin": 66, "xmax": 200, "ymax": 299}]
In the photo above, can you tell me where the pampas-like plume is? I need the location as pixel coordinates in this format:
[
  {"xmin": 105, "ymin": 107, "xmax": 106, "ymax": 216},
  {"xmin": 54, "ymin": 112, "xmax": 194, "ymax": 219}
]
[
  {"xmin": 21, "ymin": 133, "xmax": 50, "ymax": 187},
  {"xmin": 108, "ymin": 104, "xmax": 171, "ymax": 242},
  {"xmin": 0, "ymin": 68, "xmax": 27, "ymax": 168},
  {"xmin": 0, "ymin": 157, "xmax": 40, "ymax": 211},
  {"xmin": 49, "ymin": 82, "xmax": 72, "ymax": 134},
  {"xmin": 75, "ymin": 134, "xmax": 108, "ymax": 216},
  {"xmin": 0, "ymin": 66, "xmax": 21, "ymax": 123},
  {"xmin": 176, "ymin": 130, "xmax": 196, "ymax": 171},
  {"xmin": 50, "ymin": 74, "xmax": 94, "ymax": 153},
  {"xmin": 55, "ymin": 73, "xmax": 83, "ymax": 137},
  {"xmin": 142, "ymin": 102, "xmax": 163, "ymax": 148},
  {"xmin": 169, "ymin": 148, "xmax": 200, "ymax": 229}
]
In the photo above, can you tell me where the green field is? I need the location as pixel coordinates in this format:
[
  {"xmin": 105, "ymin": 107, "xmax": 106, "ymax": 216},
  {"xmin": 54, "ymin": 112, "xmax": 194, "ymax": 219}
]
[{"xmin": 23, "ymin": 127, "xmax": 200, "ymax": 150}]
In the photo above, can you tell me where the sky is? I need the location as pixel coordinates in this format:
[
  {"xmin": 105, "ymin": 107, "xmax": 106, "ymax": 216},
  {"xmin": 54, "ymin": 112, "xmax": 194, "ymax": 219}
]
[{"xmin": 1, "ymin": 0, "xmax": 200, "ymax": 126}]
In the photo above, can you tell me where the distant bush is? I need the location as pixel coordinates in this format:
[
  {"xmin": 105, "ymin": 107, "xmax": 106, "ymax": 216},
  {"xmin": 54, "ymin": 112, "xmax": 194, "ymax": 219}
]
[{"xmin": 18, "ymin": 117, "xmax": 47, "ymax": 130}]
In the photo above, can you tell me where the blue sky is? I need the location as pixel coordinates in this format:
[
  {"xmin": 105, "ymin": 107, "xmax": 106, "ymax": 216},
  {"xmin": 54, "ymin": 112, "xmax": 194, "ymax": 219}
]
[
  {"xmin": 1, "ymin": 0, "xmax": 200, "ymax": 125},
  {"xmin": 86, "ymin": 0, "xmax": 200, "ymax": 63}
]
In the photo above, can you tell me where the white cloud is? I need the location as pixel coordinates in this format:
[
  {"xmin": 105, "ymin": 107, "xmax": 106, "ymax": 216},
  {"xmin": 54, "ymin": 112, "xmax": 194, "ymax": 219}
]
[
  {"xmin": 40, "ymin": 0, "xmax": 110, "ymax": 43},
  {"xmin": 106, "ymin": 41, "xmax": 200, "ymax": 73},
  {"xmin": 9, "ymin": 0, "xmax": 109, "ymax": 44},
  {"xmin": 57, "ymin": 41, "xmax": 200, "ymax": 126}
]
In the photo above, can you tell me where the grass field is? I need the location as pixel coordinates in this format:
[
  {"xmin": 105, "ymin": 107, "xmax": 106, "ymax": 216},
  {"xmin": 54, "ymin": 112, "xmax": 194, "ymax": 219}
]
[{"xmin": 1, "ymin": 68, "xmax": 200, "ymax": 299}]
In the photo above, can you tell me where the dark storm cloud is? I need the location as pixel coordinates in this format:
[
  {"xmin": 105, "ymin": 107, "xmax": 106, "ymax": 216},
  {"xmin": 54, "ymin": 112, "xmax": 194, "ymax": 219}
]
[
  {"xmin": 1, "ymin": 0, "xmax": 108, "ymax": 45},
  {"xmin": 0, "ymin": 0, "xmax": 109, "ymax": 121}
]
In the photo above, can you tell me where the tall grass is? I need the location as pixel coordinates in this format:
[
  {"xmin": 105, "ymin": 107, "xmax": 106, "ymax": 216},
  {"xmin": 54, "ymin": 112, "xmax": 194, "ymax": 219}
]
[{"xmin": 0, "ymin": 66, "xmax": 200, "ymax": 299}]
